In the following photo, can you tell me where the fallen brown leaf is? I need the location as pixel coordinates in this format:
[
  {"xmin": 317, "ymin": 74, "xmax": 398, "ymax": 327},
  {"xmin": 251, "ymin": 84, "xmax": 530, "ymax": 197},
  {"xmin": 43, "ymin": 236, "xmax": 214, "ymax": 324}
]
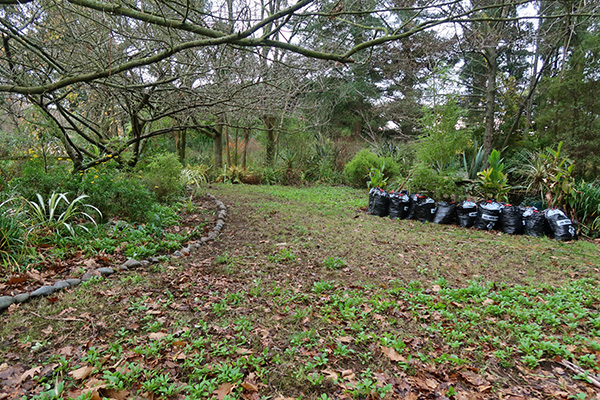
[
  {"xmin": 102, "ymin": 388, "xmax": 129, "ymax": 400},
  {"xmin": 241, "ymin": 382, "xmax": 258, "ymax": 392},
  {"xmin": 148, "ymin": 332, "xmax": 168, "ymax": 340},
  {"xmin": 381, "ymin": 346, "xmax": 406, "ymax": 362},
  {"xmin": 214, "ymin": 382, "xmax": 235, "ymax": 400},
  {"xmin": 460, "ymin": 370, "xmax": 488, "ymax": 387},
  {"xmin": 69, "ymin": 365, "xmax": 93, "ymax": 381},
  {"xmin": 19, "ymin": 366, "xmax": 42, "ymax": 383},
  {"xmin": 482, "ymin": 298, "xmax": 494, "ymax": 306},
  {"xmin": 322, "ymin": 369, "xmax": 339, "ymax": 381}
]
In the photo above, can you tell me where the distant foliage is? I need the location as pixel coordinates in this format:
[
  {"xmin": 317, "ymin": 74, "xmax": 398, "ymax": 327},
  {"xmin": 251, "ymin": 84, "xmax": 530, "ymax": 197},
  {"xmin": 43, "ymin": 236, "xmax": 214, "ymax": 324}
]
[
  {"xmin": 344, "ymin": 149, "xmax": 399, "ymax": 188},
  {"xmin": 416, "ymin": 98, "xmax": 471, "ymax": 171}
]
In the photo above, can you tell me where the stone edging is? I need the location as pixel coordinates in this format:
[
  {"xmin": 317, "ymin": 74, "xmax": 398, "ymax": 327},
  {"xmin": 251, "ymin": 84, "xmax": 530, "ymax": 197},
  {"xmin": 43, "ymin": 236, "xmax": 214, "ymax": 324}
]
[{"xmin": 0, "ymin": 193, "xmax": 227, "ymax": 313}]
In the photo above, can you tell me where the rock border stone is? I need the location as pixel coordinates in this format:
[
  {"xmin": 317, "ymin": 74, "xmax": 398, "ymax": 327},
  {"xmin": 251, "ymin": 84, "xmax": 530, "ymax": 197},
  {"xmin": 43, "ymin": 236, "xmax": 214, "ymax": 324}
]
[{"xmin": 0, "ymin": 193, "xmax": 227, "ymax": 313}]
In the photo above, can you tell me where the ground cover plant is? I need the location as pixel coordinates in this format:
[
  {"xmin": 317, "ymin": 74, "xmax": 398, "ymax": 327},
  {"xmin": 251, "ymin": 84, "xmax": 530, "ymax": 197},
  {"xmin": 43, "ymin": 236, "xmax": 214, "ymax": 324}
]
[{"xmin": 1, "ymin": 184, "xmax": 599, "ymax": 400}]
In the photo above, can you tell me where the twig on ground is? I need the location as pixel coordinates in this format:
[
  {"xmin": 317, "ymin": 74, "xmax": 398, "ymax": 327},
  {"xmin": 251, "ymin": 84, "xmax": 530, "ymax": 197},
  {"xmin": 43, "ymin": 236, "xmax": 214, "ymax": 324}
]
[{"xmin": 560, "ymin": 359, "xmax": 600, "ymax": 389}]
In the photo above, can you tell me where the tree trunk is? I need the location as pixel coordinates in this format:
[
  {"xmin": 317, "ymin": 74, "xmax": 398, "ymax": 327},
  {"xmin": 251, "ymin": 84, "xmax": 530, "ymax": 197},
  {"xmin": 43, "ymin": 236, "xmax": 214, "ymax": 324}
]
[
  {"xmin": 214, "ymin": 119, "xmax": 223, "ymax": 170},
  {"xmin": 264, "ymin": 115, "xmax": 276, "ymax": 166},
  {"xmin": 482, "ymin": 46, "xmax": 498, "ymax": 159},
  {"xmin": 225, "ymin": 123, "xmax": 231, "ymax": 167},
  {"xmin": 177, "ymin": 128, "xmax": 187, "ymax": 164},
  {"xmin": 241, "ymin": 127, "xmax": 250, "ymax": 169}
]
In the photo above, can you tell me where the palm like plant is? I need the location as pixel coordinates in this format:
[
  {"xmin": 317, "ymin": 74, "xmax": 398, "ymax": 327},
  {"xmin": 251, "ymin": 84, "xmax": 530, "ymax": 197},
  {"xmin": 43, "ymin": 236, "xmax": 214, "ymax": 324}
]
[
  {"xmin": 23, "ymin": 192, "xmax": 102, "ymax": 235},
  {"xmin": 478, "ymin": 149, "xmax": 510, "ymax": 201}
]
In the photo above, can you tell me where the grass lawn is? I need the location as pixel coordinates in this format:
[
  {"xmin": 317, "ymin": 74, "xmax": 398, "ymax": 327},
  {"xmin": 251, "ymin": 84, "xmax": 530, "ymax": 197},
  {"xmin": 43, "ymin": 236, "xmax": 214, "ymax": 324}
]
[{"xmin": 1, "ymin": 184, "xmax": 599, "ymax": 400}]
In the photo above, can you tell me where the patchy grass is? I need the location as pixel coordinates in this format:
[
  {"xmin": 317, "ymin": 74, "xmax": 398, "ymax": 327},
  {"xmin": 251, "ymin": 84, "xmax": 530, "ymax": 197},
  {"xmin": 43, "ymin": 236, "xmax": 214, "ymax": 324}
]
[{"xmin": 1, "ymin": 184, "xmax": 599, "ymax": 400}]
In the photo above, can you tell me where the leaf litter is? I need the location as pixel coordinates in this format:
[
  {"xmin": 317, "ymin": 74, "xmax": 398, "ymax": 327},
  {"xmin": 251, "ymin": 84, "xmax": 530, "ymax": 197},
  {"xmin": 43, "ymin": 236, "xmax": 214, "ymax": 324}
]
[{"xmin": 1, "ymin": 185, "xmax": 599, "ymax": 399}]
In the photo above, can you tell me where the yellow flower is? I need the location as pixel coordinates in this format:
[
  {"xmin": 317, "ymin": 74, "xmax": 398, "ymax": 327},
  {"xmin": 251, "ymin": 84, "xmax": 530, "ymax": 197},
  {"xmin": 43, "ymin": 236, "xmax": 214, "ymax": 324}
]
[
  {"xmin": 107, "ymin": 154, "xmax": 113, "ymax": 158},
  {"xmin": 66, "ymin": 159, "xmax": 71, "ymax": 161},
  {"xmin": 91, "ymin": 181, "xmax": 94, "ymax": 183},
  {"xmin": 94, "ymin": 175, "xmax": 98, "ymax": 178},
  {"xmin": 154, "ymin": 186, "xmax": 158, "ymax": 188},
  {"xmin": 58, "ymin": 157, "xmax": 62, "ymax": 160}
]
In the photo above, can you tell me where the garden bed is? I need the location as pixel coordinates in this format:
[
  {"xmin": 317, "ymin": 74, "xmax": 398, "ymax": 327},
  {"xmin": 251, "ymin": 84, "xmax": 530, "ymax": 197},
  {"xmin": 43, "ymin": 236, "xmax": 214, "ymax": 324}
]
[{"xmin": 0, "ymin": 195, "xmax": 217, "ymax": 298}]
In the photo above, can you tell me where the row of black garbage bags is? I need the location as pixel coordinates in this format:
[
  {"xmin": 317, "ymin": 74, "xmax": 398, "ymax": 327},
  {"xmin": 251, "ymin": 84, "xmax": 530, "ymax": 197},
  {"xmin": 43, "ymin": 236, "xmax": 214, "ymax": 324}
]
[{"xmin": 368, "ymin": 187, "xmax": 577, "ymax": 241}]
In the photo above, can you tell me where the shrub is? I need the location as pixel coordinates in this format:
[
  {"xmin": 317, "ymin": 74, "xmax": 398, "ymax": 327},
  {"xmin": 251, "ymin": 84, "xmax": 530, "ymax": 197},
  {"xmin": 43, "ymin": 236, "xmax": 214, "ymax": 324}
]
[
  {"xmin": 141, "ymin": 153, "xmax": 184, "ymax": 201},
  {"xmin": 406, "ymin": 163, "xmax": 460, "ymax": 200},
  {"xmin": 9, "ymin": 159, "xmax": 75, "ymax": 200},
  {"xmin": 78, "ymin": 161, "xmax": 156, "ymax": 222},
  {"xmin": 344, "ymin": 149, "xmax": 399, "ymax": 188},
  {"xmin": 570, "ymin": 181, "xmax": 600, "ymax": 237}
]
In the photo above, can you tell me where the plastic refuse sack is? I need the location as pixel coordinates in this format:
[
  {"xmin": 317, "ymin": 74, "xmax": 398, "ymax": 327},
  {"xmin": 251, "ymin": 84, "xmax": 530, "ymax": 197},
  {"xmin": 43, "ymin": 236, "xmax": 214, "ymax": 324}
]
[
  {"xmin": 407, "ymin": 194, "xmax": 436, "ymax": 222},
  {"xmin": 389, "ymin": 190, "xmax": 411, "ymax": 219},
  {"xmin": 475, "ymin": 200, "xmax": 503, "ymax": 230},
  {"xmin": 367, "ymin": 187, "xmax": 390, "ymax": 217},
  {"xmin": 522, "ymin": 206, "xmax": 546, "ymax": 237},
  {"xmin": 457, "ymin": 200, "xmax": 478, "ymax": 228},
  {"xmin": 545, "ymin": 208, "xmax": 577, "ymax": 241},
  {"xmin": 500, "ymin": 203, "xmax": 524, "ymax": 235},
  {"xmin": 433, "ymin": 202, "xmax": 457, "ymax": 224},
  {"xmin": 367, "ymin": 187, "xmax": 377, "ymax": 215}
]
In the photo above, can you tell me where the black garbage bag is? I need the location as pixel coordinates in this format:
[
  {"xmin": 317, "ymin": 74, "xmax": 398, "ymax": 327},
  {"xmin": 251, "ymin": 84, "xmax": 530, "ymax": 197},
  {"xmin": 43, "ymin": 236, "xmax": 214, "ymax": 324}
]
[
  {"xmin": 475, "ymin": 201, "xmax": 503, "ymax": 230},
  {"xmin": 457, "ymin": 200, "xmax": 478, "ymax": 228},
  {"xmin": 368, "ymin": 187, "xmax": 390, "ymax": 217},
  {"xmin": 389, "ymin": 190, "xmax": 411, "ymax": 219},
  {"xmin": 367, "ymin": 187, "xmax": 377, "ymax": 215},
  {"xmin": 522, "ymin": 206, "xmax": 546, "ymax": 237},
  {"xmin": 434, "ymin": 202, "xmax": 457, "ymax": 224},
  {"xmin": 500, "ymin": 203, "xmax": 524, "ymax": 235},
  {"xmin": 407, "ymin": 194, "xmax": 436, "ymax": 222},
  {"xmin": 545, "ymin": 208, "xmax": 577, "ymax": 241}
]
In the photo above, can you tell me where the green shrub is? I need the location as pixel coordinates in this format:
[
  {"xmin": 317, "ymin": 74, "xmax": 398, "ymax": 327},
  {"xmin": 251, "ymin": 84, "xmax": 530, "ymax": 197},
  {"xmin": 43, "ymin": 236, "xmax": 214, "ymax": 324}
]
[
  {"xmin": 344, "ymin": 149, "xmax": 399, "ymax": 188},
  {"xmin": 78, "ymin": 161, "xmax": 156, "ymax": 222},
  {"xmin": 141, "ymin": 153, "xmax": 184, "ymax": 201},
  {"xmin": 407, "ymin": 163, "xmax": 460, "ymax": 200},
  {"xmin": 570, "ymin": 181, "xmax": 600, "ymax": 237},
  {"xmin": 9, "ymin": 159, "xmax": 75, "ymax": 200}
]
